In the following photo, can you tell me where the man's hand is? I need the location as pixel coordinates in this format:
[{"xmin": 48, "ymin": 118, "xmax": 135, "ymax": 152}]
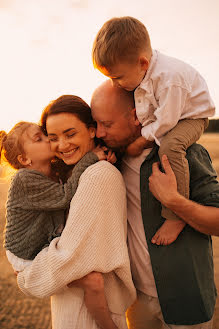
[
  {"xmin": 149, "ymin": 155, "xmax": 219, "ymax": 236},
  {"xmin": 149, "ymin": 155, "xmax": 178, "ymax": 207}
]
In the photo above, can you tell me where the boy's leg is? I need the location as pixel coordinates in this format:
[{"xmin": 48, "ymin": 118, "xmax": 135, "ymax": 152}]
[
  {"xmin": 68, "ymin": 272, "xmax": 118, "ymax": 329},
  {"xmin": 159, "ymin": 118, "xmax": 208, "ymax": 219},
  {"xmin": 152, "ymin": 118, "xmax": 208, "ymax": 245}
]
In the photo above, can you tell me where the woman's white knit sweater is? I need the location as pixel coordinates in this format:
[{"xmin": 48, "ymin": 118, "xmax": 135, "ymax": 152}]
[{"xmin": 17, "ymin": 161, "xmax": 136, "ymax": 329}]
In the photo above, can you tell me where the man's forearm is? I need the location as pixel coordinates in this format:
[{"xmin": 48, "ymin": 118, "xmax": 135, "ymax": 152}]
[{"xmin": 166, "ymin": 193, "xmax": 219, "ymax": 236}]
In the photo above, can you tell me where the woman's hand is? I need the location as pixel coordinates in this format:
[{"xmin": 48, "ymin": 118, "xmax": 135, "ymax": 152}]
[{"xmin": 67, "ymin": 272, "xmax": 103, "ymax": 289}]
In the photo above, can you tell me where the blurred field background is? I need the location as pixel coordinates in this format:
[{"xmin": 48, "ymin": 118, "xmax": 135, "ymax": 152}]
[
  {"xmin": 0, "ymin": 176, "xmax": 51, "ymax": 328},
  {"xmin": 0, "ymin": 133, "xmax": 219, "ymax": 329}
]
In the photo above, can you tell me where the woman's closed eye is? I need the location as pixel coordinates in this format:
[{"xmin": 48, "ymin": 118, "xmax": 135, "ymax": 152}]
[
  {"xmin": 48, "ymin": 137, "xmax": 58, "ymax": 142},
  {"xmin": 66, "ymin": 132, "xmax": 76, "ymax": 138}
]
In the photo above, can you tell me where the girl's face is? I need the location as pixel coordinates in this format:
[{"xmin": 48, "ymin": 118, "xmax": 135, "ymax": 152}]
[
  {"xmin": 46, "ymin": 113, "xmax": 96, "ymax": 165},
  {"xmin": 21, "ymin": 124, "xmax": 55, "ymax": 166}
]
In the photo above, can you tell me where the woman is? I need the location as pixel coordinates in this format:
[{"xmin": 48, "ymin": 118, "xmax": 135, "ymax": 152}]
[{"xmin": 16, "ymin": 95, "xmax": 136, "ymax": 329}]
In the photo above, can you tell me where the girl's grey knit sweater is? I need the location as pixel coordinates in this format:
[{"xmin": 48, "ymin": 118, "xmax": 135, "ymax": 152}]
[{"xmin": 4, "ymin": 152, "xmax": 98, "ymax": 260}]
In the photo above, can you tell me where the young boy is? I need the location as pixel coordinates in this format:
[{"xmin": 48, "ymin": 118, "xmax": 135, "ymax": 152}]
[{"xmin": 92, "ymin": 16, "xmax": 215, "ymax": 245}]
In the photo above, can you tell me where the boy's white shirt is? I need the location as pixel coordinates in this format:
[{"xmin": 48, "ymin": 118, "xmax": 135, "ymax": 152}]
[{"xmin": 135, "ymin": 50, "xmax": 215, "ymax": 145}]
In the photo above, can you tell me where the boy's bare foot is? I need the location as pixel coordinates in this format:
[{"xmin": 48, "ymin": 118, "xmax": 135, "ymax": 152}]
[{"xmin": 151, "ymin": 219, "xmax": 186, "ymax": 245}]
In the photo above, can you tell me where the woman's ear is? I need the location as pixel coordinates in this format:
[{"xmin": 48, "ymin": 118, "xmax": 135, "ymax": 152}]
[
  {"xmin": 17, "ymin": 154, "xmax": 31, "ymax": 167},
  {"xmin": 89, "ymin": 127, "xmax": 96, "ymax": 139}
]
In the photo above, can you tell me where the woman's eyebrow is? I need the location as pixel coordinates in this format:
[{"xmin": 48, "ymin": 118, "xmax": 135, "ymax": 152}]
[
  {"xmin": 47, "ymin": 128, "xmax": 76, "ymax": 136},
  {"xmin": 63, "ymin": 128, "xmax": 76, "ymax": 133}
]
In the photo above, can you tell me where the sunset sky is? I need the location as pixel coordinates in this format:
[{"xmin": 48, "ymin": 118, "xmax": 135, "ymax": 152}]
[{"xmin": 1, "ymin": 0, "xmax": 219, "ymax": 132}]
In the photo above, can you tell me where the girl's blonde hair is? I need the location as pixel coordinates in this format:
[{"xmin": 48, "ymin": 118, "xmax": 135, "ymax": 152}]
[
  {"xmin": 0, "ymin": 122, "xmax": 34, "ymax": 170},
  {"xmin": 92, "ymin": 16, "xmax": 152, "ymax": 69}
]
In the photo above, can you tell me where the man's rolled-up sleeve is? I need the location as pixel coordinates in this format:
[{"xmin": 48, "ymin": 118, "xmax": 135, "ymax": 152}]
[{"xmin": 188, "ymin": 144, "xmax": 219, "ymax": 208}]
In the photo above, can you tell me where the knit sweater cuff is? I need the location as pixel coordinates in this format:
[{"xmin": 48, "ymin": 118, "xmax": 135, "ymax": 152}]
[
  {"xmin": 17, "ymin": 274, "xmax": 33, "ymax": 297},
  {"xmin": 17, "ymin": 271, "xmax": 66, "ymax": 298}
]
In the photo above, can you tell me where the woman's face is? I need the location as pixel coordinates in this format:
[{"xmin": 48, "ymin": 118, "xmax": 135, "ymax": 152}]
[{"xmin": 46, "ymin": 113, "xmax": 96, "ymax": 165}]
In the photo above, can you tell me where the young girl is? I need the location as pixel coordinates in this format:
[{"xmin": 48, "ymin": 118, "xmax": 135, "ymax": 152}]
[{"xmin": 0, "ymin": 121, "xmax": 118, "ymax": 329}]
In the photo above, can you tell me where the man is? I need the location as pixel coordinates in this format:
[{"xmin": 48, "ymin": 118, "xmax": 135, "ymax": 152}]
[{"xmin": 91, "ymin": 80, "xmax": 219, "ymax": 329}]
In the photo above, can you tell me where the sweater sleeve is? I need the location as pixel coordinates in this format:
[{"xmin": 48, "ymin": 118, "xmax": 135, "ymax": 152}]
[
  {"xmin": 17, "ymin": 152, "xmax": 98, "ymax": 211},
  {"xmin": 17, "ymin": 162, "xmax": 131, "ymax": 299}
]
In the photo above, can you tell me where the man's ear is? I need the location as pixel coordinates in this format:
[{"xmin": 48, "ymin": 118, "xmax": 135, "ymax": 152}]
[
  {"xmin": 139, "ymin": 56, "xmax": 149, "ymax": 71},
  {"xmin": 130, "ymin": 108, "xmax": 141, "ymax": 126},
  {"xmin": 17, "ymin": 154, "xmax": 31, "ymax": 167}
]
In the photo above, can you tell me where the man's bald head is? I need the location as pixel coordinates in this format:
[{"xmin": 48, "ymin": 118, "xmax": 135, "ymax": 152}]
[
  {"xmin": 91, "ymin": 80, "xmax": 135, "ymax": 118},
  {"xmin": 91, "ymin": 80, "xmax": 141, "ymax": 150}
]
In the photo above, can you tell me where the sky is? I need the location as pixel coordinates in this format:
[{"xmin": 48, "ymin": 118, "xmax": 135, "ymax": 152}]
[{"xmin": 0, "ymin": 0, "xmax": 219, "ymax": 132}]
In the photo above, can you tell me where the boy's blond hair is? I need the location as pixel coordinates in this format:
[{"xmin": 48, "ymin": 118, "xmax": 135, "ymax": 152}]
[{"xmin": 92, "ymin": 16, "xmax": 152, "ymax": 69}]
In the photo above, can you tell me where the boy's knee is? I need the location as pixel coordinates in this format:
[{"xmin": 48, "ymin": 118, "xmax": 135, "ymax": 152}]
[{"xmin": 84, "ymin": 272, "xmax": 104, "ymax": 293}]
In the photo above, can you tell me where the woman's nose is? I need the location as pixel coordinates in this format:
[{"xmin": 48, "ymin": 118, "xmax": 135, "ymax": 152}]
[{"xmin": 57, "ymin": 138, "xmax": 70, "ymax": 150}]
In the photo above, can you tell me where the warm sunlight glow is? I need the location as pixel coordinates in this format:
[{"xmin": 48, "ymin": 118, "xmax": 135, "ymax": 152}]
[{"xmin": 1, "ymin": 0, "xmax": 219, "ymax": 132}]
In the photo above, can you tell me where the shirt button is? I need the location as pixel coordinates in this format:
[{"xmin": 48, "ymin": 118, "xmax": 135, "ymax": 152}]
[{"xmin": 138, "ymin": 100, "xmax": 142, "ymax": 103}]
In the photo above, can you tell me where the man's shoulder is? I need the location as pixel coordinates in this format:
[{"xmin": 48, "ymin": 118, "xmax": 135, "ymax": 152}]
[
  {"xmin": 186, "ymin": 143, "xmax": 213, "ymax": 168},
  {"xmin": 186, "ymin": 143, "xmax": 219, "ymax": 206},
  {"xmin": 187, "ymin": 142, "xmax": 208, "ymax": 154}
]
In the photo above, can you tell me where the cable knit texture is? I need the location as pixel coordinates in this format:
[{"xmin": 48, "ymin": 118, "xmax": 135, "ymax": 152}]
[
  {"xmin": 17, "ymin": 161, "xmax": 136, "ymax": 329},
  {"xmin": 4, "ymin": 152, "xmax": 98, "ymax": 260}
]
